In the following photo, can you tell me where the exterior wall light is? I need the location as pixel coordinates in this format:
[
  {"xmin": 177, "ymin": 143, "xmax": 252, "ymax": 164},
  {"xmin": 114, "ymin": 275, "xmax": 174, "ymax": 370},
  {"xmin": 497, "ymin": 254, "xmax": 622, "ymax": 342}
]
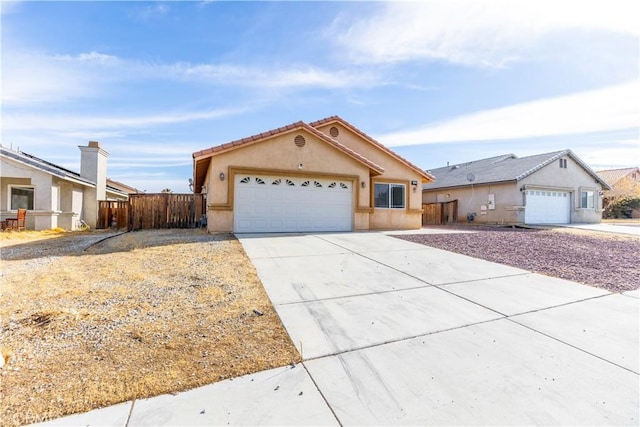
[
  {"xmin": 219, "ymin": 172, "xmax": 225, "ymax": 181},
  {"xmin": 297, "ymin": 163, "xmax": 303, "ymax": 170},
  {"xmin": 361, "ymin": 181, "xmax": 366, "ymax": 188}
]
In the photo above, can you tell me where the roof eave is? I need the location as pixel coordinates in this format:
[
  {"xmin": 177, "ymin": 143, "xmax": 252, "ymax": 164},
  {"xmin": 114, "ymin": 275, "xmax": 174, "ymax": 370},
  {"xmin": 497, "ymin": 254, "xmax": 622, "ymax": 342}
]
[
  {"xmin": 422, "ymin": 179, "xmax": 517, "ymax": 191},
  {"xmin": 191, "ymin": 121, "xmax": 386, "ymax": 191},
  {"xmin": 1, "ymin": 152, "xmax": 96, "ymax": 188},
  {"xmin": 309, "ymin": 116, "xmax": 434, "ymax": 182}
]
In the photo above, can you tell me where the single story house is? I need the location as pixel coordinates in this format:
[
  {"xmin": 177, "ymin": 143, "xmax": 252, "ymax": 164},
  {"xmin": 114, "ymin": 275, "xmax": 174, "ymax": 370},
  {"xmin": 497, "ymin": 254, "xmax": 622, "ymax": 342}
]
[
  {"xmin": 192, "ymin": 116, "xmax": 434, "ymax": 233},
  {"xmin": 422, "ymin": 150, "xmax": 610, "ymax": 225},
  {"xmin": 0, "ymin": 141, "xmax": 134, "ymax": 230}
]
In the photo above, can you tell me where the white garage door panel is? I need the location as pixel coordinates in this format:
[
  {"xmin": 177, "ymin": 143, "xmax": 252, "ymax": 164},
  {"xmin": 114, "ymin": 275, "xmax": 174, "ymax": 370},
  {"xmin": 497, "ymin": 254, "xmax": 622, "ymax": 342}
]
[
  {"xmin": 234, "ymin": 175, "xmax": 353, "ymax": 232},
  {"xmin": 525, "ymin": 190, "xmax": 570, "ymax": 224}
]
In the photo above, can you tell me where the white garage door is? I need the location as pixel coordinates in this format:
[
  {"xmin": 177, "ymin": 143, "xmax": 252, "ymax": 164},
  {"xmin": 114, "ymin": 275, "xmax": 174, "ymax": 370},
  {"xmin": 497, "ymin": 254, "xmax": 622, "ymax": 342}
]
[
  {"xmin": 524, "ymin": 189, "xmax": 570, "ymax": 224},
  {"xmin": 234, "ymin": 175, "xmax": 353, "ymax": 233}
]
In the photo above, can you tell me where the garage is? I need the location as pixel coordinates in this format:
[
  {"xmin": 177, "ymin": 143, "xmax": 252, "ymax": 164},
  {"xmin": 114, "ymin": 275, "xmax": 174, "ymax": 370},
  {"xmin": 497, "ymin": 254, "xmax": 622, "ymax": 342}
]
[
  {"xmin": 234, "ymin": 174, "xmax": 353, "ymax": 233},
  {"xmin": 524, "ymin": 189, "xmax": 570, "ymax": 224}
]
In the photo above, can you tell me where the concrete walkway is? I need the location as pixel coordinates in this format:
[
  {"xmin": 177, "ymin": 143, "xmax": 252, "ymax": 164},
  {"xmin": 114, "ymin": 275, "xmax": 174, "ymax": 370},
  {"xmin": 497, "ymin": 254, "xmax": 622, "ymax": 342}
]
[
  {"xmin": 37, "ymin": 232, "xmax": 639, "ymax": 426},
  {"xmin": 551, "ymin": 222, "xmax": 640, "ymax": 236}
]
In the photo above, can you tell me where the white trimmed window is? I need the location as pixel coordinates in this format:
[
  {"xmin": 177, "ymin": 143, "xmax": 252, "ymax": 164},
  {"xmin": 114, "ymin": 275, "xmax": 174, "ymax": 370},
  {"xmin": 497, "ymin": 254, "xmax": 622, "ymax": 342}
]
[
  {"xmin": 374, "ymin": 183, "xmax": 405, "ymax": 209},
  {"xmin": 580, "ymin": 190, "xmax": 595, "ymax": 209},
  {"xmin": 9, "ymin": 185, "xmax": 34, "ymax": 210}
]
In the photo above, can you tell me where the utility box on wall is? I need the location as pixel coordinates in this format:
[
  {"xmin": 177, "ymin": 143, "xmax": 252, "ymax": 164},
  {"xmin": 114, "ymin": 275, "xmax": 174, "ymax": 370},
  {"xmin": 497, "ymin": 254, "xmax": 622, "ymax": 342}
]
[{"xmin": 488, "ymin": 193, "xmax": 495, "ymax": 210}]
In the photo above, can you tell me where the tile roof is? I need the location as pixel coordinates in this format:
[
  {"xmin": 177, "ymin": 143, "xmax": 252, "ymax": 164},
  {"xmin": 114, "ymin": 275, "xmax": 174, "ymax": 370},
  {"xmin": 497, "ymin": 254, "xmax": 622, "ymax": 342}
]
[
  {"xmin": 422, "ymin": 149, "xmax": 610, "ymax": 190},
  {"xmin": 309, "ymin": 115, "xmax": 435, "ymax": 182},
  {"xmin": 596, "ymin": 167, "xmax": 640, "ymax": 186},
  {"xmin": 193, "ymin": 120, "xmax": 384, "ymax": 173},
  {"xmin": 192, "ymin": 120, "xmax": 388, "ymax": 192},
  {"xmin": 192, "ymin": 121, "xmax": 307, "ymax": 158}
]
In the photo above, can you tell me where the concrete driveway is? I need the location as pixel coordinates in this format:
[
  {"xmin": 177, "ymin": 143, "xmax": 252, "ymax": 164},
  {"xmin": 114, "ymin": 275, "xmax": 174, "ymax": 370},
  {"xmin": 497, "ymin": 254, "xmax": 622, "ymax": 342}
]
[
  {"xmin": 553, "ymin": 222, "xmax": 640, "ymax": 236},
  {"xmin": 239, "ymin": 231, "xmax": 639, "ymax": 426},
  {"xmin": 38, "ymin": 231, "xmax": 639, "ymax": 426}
]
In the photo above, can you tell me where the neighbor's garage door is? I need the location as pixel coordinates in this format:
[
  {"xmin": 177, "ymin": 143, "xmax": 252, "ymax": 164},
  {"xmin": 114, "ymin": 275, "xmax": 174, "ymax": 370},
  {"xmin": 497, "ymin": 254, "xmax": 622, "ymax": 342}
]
[
  {"xmin": 234, "ymin": 175, "xmax": 353, "ymax": 232},
  {"xmin": 524, "ymin": 189, "xmax": 570, "ymax": 224}
]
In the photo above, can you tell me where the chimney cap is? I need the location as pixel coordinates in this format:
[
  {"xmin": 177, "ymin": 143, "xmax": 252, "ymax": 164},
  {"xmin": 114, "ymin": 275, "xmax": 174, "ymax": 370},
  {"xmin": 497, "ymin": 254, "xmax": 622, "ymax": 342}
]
[{"xmin": 88, "ymin": 141, "xmax": 101, "ymax": 148}]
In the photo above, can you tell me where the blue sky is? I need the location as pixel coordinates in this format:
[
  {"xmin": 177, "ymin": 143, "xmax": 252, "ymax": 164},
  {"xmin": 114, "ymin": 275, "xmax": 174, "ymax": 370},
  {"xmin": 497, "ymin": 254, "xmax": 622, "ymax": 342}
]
[{"xmin": 2, "ymin": 0, "xmax": 638, "ymax": 193}]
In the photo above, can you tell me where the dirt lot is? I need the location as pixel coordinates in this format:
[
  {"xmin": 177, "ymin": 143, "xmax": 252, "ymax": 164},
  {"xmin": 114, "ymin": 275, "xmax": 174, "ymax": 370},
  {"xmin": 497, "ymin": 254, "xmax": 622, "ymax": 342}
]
[
  {"xmin": 396, "ymin": 226, "xmax": 639, "ymax": 292},
  {"xmin": 0, "ymin": 229, "xmax": 300, "ymax": 426}
]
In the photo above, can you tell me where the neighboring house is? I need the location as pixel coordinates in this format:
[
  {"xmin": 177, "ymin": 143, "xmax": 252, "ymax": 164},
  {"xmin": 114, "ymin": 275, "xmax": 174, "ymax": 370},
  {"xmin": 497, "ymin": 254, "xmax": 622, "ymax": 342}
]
[
  {"xmin": 106, "ymin": 178, "xmax": 142, "ymax": 197},
  {"xmin": 0, "ymin": 141, "xmax": 132, "ymax": 230},
  {"xmin": 596, "ymin": 167, "xmax": 640, "ymax": 218},
  {"xmin": 422, "ymin": 150, "xmax": 610, "ymax": 225},
  {"xmin": 192, "ymin": 116, "xmax": 434, "ymax": 233}
]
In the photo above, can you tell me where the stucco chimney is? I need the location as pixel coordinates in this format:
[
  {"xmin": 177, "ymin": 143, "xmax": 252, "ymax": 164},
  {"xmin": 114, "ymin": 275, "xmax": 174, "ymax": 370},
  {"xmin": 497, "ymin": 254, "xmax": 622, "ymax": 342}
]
[{"xmin": 79, "ymin": 141, "xmax": 109, "ymax": 228}]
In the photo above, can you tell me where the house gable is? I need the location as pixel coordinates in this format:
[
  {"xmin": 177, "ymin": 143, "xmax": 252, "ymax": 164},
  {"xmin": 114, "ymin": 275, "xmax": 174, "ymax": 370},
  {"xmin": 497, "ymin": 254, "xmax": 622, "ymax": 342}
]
[
  {"xmin": 192, "ymin": 121, "xmax": 384, "ymax": 194},
  {"xmin": 422, "ymin": 149, "xmax": 608, "ymax": 225},
  {"xmin": 309, "ymin": 116, "xmax": 434, "ymax": 183},
  {"xmin": 193, "ymin": 117, "xmax": 429, "ymax": 232},
  {"xmin": 423, "ymin": 150, "xmax": 609, "ymax": 191},
  {"xmin": 596, "ymin": 167, "xmax": 640, "ymax": 188}
]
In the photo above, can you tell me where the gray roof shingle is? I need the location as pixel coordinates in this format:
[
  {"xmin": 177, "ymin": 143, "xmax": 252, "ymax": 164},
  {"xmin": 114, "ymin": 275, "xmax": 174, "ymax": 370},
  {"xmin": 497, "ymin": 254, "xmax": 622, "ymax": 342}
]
[
  {"xmin": 1, "ymin": 147, "xmax": 130, "ymax": 196},
  {"xmin": 423, "ymin": 149, "xmax": 610, "ymax": 190}
]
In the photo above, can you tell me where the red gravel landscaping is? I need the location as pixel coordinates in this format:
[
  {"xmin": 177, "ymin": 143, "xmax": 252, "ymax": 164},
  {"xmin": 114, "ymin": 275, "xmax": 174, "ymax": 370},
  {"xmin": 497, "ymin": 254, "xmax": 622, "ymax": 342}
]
[{"xmin": 395, "ymin": 226, "xmax": 639, "ymax": 293}]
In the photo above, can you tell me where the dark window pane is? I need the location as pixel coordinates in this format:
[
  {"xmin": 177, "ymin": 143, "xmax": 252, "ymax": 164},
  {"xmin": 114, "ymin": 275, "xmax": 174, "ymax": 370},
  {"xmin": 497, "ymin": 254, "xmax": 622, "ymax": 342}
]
[
  {"xmin": 11, "ymin": 187, "xmax": 34, "ymax": 210},
  {"xmin": 374, "ymin": 184, "xmax": 389, "ymax": 208},
  {"xmin": 391, "ymin": 185, "xmax": 405, "ymax": 208}
]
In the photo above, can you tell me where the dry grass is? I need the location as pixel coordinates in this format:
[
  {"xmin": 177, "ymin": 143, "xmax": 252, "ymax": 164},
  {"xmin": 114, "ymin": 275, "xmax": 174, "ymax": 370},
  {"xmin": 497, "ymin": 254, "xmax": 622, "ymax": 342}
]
[{"xmin": 0, "ymin": 229, "xmax": 300, "ymax": 426}]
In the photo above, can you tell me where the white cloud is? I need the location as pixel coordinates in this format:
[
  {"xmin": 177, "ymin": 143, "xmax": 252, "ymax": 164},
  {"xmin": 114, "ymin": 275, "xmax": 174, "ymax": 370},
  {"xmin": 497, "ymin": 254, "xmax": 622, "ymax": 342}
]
[
  {"xmin": 1, "ymin": 50, "xmax": 111, "ymax": 104},
  {"xmin": 378, "ymin": 80, "xmax": 640, "ymax": 146},
  {"xmin": 0, "ymin": 1, "xmax": 23, "ymax": 15},
  {"xmin": 2, "ymin": 48, "xmax": 381, "ymax": 106},
  {"xmin": 55, "ymin": 51, "xmax": 120, "ymax": 65},
  {"xmin": 133, "ymin": 3, "xmax": 170, "ymax": 21},
  {"xmin": 330, "ymin": 0, "xmax": 640, "ymax": 66},
  {"xmin": 167, "ymin": 62, "xmax": 381, "ymax": 89},
  {"xmin": 579, "ymin": 141, "xmax": 640, "ymax": 170},
  {"xmin": 3, "ymin": 107, "xmax": 247, "ymax": 132}
]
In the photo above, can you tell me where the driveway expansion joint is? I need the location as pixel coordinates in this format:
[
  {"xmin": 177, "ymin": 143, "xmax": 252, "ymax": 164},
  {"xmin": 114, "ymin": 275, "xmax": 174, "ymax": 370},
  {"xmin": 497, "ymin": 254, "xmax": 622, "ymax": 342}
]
[
  {"xmin": 300, "ymin": 317, "xmax": 506, "ymax": 363},
  {"xmin": 301, "ymin": 362, "xmax": 343, "ymax": 427},
  {"xmin": 314, "ymin": 234, "xmax": 530, "ymax": 294},
  {"xmin": 274, "ymin": 282, "xmax": 437, "ymax": 306},
  {"xmin": 124, "ymin": 399, "xmax": 135, "ymax": 427},
  {"xmin": 507, "ymin": 317, "xmax": 640, "ymax": 376}
]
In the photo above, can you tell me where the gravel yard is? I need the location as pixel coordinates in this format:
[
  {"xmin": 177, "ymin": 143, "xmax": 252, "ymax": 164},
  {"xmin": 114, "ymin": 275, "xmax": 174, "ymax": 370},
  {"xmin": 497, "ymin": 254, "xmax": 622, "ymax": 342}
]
[
  {"xmin": 396, "ymin": 226, "xmax": 639, "ymax": 292},
  {"xmin": 0, "ymin": 229, "xmax": 299, "ymax": 427}
]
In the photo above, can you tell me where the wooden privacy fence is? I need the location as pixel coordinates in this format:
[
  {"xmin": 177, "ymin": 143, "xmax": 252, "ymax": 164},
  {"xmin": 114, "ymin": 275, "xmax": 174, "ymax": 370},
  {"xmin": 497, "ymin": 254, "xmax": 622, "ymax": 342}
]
[
  {"xmin": 97, "ymin": 200, "xmax": 129, "ymax": 229},
  {"xmin": 98, "ymin": 194, "xmax": 205, "ymax": 230},
  {"xmin": 422, "ymin": 200, "xmax": 458, "ymax": 225}
]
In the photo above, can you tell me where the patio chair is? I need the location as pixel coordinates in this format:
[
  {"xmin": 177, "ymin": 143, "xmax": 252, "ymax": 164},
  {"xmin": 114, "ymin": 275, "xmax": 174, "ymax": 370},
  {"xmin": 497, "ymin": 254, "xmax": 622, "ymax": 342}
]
[{"xmin": 5, "ymin": 209, "xmax": 27, "ymax": 231}]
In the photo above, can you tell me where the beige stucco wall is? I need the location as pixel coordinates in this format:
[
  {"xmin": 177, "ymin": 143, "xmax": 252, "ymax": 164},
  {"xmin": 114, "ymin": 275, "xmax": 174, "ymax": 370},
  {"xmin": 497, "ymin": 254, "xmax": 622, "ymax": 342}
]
[
  {"xmin": 204, "ymin": 130, "xmax": 371, "ymax": 232},
  {"xmin": 202, "ymin": 126, "xmax": 424, "ymax": 232},
  {"xmin": 519, "ymin": 155, "xmax": 604, "ymax": 223},
  {"xmin": 423, "ymin": 154, "xmax": 605, "ymax": 224},
  {"xmin": 314, "ymin": 123, "xmax": 424, "ymax": 229},
  {"xmin": 423, "ymin": 182, "xmax": 522, "ymax": 224}
]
